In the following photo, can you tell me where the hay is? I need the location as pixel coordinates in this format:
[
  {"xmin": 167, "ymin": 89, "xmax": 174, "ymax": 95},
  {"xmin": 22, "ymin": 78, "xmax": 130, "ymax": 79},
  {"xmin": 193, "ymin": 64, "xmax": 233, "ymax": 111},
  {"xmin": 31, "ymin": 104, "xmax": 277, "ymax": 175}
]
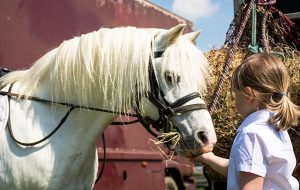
[
  {"xmin": 149, "ymin": 131, "xmax": 181, "ymax": 160},
  {"xmin": 203, "ymin": 3, "xmax": 300, "ymax": 181}
]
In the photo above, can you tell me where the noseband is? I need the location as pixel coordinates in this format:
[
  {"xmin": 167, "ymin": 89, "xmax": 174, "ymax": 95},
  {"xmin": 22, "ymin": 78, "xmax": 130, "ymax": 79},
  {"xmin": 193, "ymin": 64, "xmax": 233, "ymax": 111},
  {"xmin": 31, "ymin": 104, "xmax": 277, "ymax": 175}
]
[{"xmin": 135, "ymin": 51, "xmax": 208, "ymax": 137}]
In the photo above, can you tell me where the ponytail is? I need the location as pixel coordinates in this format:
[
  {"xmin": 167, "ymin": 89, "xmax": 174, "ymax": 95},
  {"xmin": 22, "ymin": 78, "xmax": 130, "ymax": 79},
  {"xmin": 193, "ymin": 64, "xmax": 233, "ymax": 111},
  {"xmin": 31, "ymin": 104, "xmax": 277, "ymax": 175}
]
[{"xmin": 267, "ymin": 94, "xmax": 300, "ymax": 130}]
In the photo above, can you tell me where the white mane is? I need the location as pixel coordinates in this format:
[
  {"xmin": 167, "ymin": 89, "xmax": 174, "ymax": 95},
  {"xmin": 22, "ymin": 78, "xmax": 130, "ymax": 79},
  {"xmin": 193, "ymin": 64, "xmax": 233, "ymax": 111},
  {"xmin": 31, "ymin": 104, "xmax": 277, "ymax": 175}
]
[{"xmin": 0, "ymin": 26, "xmax": 210, "ymax": 113}]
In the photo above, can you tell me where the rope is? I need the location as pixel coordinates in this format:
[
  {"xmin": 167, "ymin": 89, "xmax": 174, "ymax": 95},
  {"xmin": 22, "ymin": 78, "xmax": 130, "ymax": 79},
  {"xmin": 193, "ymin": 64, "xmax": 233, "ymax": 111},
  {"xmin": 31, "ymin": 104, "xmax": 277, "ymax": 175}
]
[
  {"xmin": 261, "ymin": 8, "xmax": 270, "ymax": 52},
  {"xmin": 259, "ymin": 1, "xmax": 286, "ymax": 61},
  {"xmin": 248, "ymin": 2, "xmax": 264, "ymax": 53},
  {"xmin": 209, "ymin": 0, "xmax": 255, "ymax": 114},
  {"xmin": 257, "ymin": 0, "xmax": 277, "ymax": 6},
  {"xmin": 270, "ymin": 52, "xmax": 285, "ymax": 62}
]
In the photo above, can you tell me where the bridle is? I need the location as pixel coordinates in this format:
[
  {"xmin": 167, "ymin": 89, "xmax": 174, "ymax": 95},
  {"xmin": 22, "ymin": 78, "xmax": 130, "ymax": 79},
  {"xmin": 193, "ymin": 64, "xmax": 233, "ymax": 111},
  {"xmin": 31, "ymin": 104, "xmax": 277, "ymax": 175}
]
[{"xmin": 135, "ymin": 50, "xmax": 208, "ymax": 138}]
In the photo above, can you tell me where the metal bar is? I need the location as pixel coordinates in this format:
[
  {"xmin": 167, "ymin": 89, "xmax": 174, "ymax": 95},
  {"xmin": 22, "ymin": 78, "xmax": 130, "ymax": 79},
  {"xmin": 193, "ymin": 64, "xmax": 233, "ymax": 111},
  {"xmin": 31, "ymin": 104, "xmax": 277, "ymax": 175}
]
[{"xmin": 285, "ymin": 12, "xmax": 300, "ymax": 20}]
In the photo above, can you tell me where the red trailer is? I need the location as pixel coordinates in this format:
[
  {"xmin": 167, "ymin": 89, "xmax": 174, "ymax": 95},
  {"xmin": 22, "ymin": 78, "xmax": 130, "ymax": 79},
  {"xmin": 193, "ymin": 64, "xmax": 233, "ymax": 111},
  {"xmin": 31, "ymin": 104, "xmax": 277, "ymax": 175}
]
[{"xmin": 0, "ymin": 0, "xmax": 197, "ymax": 189}]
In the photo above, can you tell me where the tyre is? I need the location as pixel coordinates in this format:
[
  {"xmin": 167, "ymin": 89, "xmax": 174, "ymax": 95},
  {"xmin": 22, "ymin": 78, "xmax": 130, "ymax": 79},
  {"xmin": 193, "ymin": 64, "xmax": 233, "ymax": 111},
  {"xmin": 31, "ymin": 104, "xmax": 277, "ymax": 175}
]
[{"xmin": 164, "ymin": 176, "xmax": 178, "ymax": 190}]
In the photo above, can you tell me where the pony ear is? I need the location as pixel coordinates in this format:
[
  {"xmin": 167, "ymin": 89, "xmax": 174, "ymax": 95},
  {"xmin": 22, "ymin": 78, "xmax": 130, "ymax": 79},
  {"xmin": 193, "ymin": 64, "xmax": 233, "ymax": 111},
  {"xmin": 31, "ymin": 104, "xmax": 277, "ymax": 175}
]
[
  {"xmin": 182, "ymin": 30, "xmax": 202, "ymax": 44},
  {"xmin": 160, "ymin": 24, "xmax": 186, "ymax": 48}
]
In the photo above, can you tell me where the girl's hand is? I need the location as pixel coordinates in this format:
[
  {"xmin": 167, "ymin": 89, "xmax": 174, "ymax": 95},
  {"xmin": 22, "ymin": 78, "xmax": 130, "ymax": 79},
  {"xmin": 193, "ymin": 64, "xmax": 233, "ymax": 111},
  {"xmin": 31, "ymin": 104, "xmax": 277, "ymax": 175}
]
[
  {"xmin": 191, "ymin": 152, "xmax": 229, "ymax": 177},
  {"xmin": 191, "ymin": 152, "xmax": 215, "ymax": 164}
]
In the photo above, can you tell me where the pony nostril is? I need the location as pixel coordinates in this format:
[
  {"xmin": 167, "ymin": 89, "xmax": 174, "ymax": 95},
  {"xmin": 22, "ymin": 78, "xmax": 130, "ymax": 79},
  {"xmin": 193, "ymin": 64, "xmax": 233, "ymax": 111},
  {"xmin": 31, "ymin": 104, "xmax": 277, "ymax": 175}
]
[{"xmin": 197, "ymin": 131, "xmax": 208, "ymax": 144}]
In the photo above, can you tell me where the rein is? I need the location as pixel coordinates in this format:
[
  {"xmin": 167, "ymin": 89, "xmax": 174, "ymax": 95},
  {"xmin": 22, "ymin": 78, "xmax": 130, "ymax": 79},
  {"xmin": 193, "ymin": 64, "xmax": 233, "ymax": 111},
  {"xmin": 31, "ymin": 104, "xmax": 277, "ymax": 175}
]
[{"xmin": 0, "ymin": 91, "xmax": 137, "ymax": 117}]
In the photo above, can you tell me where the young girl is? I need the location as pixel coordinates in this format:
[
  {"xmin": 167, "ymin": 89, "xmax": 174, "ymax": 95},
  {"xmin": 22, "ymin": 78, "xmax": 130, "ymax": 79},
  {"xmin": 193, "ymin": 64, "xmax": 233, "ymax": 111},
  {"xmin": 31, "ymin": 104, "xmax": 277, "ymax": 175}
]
[{"xmin": 193, "ymin": 53, "xmax": 300, "ymax": 190}]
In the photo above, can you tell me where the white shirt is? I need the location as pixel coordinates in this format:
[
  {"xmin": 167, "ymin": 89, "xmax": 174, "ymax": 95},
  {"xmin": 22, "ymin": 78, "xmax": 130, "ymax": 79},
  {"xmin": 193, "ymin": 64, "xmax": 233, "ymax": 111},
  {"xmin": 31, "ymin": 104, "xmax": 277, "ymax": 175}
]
[{"xmin": 227, "ymin": 109, "xmax": 299, "ymax": 190}]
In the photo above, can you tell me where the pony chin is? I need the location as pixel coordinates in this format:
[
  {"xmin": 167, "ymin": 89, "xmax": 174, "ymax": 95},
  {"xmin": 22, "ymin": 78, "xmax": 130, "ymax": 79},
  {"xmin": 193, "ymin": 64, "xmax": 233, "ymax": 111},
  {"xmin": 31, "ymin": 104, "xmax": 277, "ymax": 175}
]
[{"xmin": 175, "ymin": 141, "xmax": 214, "ymax": 158}]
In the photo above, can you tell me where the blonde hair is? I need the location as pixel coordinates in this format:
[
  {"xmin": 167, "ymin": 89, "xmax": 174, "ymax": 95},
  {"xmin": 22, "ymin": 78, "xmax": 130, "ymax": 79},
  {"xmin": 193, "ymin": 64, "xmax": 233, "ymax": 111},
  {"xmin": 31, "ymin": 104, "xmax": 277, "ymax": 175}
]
[{"xmin": 231, "ymin": 53, "xmax": 300, "ymax": 130}]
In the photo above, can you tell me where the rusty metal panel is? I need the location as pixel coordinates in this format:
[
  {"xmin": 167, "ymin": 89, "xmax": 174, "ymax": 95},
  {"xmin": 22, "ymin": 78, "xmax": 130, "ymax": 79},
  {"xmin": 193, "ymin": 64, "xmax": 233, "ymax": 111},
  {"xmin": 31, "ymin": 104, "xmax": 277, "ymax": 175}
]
[{"xmin": 94, "ymin": 158, "xmax": 164, "ymax": 190}]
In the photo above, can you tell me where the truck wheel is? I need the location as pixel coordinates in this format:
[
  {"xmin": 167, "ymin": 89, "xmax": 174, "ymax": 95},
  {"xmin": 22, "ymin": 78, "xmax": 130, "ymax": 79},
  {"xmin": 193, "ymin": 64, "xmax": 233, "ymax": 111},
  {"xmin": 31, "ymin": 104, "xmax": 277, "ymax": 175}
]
[{"xmin": 165, "ymin": 176, "xmax": 178, "ymax": 190}]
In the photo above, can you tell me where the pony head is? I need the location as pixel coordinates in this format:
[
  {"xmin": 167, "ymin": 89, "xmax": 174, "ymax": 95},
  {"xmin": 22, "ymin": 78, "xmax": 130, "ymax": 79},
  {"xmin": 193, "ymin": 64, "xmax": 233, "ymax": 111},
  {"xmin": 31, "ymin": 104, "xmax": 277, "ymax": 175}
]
[{"xmin": 138, "ymin": 24, "xmax": 216, "ymax": 157}]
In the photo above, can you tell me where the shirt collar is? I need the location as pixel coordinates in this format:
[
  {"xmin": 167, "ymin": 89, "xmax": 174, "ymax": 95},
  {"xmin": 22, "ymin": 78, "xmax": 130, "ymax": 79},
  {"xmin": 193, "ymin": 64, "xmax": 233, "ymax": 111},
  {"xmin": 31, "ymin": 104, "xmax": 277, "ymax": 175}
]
[{"xmin": 237, "ymin": 109, "xmax": 274, "ymax": 132}]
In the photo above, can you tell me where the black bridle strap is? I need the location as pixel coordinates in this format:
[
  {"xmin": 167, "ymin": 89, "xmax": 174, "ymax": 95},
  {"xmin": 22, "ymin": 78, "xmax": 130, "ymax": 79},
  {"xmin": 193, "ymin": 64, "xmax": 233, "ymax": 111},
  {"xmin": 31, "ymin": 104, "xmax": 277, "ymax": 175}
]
[
  {"xmin": 148, "ymin": 58, "xmax": 160, "ymax": 99},
  {"xmin": 172, "ymin": 104, "xmax": 208, "ymax": 115},
  {"xmin": 109, "ymin": 119, "xmax": 139, "ymax": 125},
  {"xmin": 169, "ymin": 92, "xmax": 201, "ymax": 108},
  {"xmin": 95, "ymin": 132, "xmax": 106, "ymax": 183}
]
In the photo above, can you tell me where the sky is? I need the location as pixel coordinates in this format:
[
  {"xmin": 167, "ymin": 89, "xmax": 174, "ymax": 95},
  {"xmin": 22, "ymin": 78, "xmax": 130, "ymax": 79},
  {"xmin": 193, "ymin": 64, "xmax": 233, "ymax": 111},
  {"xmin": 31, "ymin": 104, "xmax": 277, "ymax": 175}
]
[{"xmin": 149, "ymin": 0, "xmax": 234, "ymax": 52}]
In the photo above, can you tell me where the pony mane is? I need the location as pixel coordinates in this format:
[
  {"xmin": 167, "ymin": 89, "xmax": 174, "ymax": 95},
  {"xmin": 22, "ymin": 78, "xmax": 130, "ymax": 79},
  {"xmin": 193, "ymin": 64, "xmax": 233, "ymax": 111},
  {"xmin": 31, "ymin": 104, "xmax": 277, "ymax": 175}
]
[{"xmin": 0, "ymin": 26, "xmax": 210, "ymax": 114}]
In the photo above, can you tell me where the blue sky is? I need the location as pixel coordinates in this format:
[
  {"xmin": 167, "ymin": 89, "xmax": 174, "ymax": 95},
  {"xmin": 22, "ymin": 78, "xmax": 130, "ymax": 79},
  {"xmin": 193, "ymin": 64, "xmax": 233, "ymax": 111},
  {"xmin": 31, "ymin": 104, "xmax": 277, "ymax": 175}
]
[{"xmin": 149, "ymin": 0, "xmax": 234, "ymax": 52}]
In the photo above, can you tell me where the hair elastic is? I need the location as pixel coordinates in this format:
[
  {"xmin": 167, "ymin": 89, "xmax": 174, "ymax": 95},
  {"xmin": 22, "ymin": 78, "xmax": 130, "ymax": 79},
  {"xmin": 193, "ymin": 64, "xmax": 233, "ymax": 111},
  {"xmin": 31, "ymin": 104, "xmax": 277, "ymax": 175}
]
[
  {"xmin": 272, "ymin": 92, "xmax": 287, "ymax": 99},
  {"xmin": 279, "ymin": 92, "xmax": 287, "ymax": 97}
]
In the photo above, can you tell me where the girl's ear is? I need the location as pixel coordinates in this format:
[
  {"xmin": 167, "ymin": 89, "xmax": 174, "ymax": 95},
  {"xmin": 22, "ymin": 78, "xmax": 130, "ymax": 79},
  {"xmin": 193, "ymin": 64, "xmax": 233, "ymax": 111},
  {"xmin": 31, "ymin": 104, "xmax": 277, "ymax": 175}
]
[{"xmin": 244, "ymin": 87, "xmax": 258, "ymax": 102}]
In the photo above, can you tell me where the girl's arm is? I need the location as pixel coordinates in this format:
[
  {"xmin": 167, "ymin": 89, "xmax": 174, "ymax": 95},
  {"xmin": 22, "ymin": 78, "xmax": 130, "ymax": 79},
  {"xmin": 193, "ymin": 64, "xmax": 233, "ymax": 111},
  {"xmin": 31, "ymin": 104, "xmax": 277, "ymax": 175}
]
[
  {"xmin": 239, "ymin": 171, "xmax": 264, "ymax": 190},
  {"xmin": 192, "ymin": 152, "xmax": 229, "ymax": 177}
]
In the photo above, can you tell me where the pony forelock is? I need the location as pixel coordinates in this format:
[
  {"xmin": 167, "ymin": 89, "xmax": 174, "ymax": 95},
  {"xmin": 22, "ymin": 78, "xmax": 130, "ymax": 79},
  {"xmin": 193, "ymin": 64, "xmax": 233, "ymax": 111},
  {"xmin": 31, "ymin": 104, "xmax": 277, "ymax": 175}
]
[{"xmin": 160, "ymin": 38, "xmax": 210, "ymax": 96}]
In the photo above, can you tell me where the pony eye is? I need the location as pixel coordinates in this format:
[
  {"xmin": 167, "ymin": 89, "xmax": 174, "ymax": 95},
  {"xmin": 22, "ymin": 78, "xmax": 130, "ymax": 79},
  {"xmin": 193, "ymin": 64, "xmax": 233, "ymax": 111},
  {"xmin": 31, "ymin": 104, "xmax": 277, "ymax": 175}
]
[{"xmin": 165, "ymin": 71, "xmax": 180, "ymax": 84}]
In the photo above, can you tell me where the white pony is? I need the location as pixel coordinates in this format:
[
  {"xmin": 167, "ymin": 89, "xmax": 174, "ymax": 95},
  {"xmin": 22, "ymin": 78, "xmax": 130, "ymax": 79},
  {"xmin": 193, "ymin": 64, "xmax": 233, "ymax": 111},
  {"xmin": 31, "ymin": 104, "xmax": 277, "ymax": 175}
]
[{"xmin": 0, "ymin": 24, "xmax": 216, "ymax": 190}]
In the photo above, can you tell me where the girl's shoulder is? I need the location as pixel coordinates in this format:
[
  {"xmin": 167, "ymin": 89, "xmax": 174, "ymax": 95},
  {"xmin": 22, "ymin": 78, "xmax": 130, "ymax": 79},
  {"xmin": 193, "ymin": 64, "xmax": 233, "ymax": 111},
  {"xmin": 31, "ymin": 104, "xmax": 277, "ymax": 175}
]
[{"xmin": 237, "ymin": 121, "xmax": 292, "ymax": 153}]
